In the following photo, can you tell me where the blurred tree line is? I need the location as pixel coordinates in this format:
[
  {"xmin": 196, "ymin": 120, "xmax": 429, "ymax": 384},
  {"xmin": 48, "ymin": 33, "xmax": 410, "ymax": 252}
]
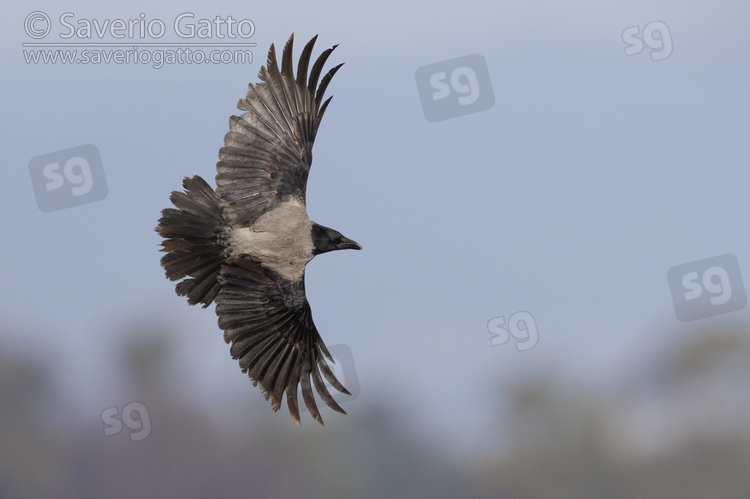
[{"xmin": 2, "ymin": 323, "xmax": 749, "ymax": 498}]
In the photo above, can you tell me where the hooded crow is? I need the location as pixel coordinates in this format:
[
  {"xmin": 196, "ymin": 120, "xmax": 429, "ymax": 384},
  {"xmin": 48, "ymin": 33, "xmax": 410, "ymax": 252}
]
[{"xmin": 155, "ymin": 34, "xmax": 360, "ymax": 425}]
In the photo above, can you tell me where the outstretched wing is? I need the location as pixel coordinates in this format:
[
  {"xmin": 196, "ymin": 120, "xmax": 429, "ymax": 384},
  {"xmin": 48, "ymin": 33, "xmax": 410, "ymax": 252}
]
[
  {"xmin": 216, "ymin": 34, "xmax": 343, "ymax": 228},
  {"xmin": 216, "ymin": 257, "xmax": 350, "ymax": 425}
]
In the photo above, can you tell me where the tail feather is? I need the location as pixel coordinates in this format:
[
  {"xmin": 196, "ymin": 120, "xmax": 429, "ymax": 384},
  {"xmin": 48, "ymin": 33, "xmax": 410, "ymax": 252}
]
[{"xmin": 156, "ymin": 176, "xmax": 228, "ymax": 307}]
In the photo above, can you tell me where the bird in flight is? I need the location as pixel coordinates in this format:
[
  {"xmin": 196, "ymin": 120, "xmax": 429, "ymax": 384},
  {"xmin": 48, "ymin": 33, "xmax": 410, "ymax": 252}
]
[{"xmin": 156, "ymin": 34, "xmax": 360, "ymax": 425}]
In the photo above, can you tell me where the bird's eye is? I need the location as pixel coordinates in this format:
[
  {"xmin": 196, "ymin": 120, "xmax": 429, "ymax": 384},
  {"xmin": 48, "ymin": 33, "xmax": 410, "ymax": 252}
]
[{"xmin": 329, "ymin": 238, "xmax": 336, "ymax": 244}]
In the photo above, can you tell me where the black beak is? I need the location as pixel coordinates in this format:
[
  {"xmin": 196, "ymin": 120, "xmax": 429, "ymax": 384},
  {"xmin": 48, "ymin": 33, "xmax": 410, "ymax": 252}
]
[{"xmin": 340, "ymin": 237, "xmax": 362, "ymax": 251}]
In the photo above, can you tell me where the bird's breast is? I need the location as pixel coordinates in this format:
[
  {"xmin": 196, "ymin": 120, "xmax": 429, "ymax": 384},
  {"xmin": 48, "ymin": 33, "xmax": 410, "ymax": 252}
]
[{"xmin": 228, "ymin": 200, "xmax": 314, "ymax": 282}]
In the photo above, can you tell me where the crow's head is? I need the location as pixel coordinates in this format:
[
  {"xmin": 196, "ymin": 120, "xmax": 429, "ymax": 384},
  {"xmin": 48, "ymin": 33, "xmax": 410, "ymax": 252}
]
[{"xmin": 311, "ymin": 223, "xmax": 362, "ymax": 255}]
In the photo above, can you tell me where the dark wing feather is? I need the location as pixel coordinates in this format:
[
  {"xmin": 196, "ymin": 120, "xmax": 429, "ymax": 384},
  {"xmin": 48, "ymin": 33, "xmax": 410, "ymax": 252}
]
[
  {"xmin": 216, "ymin": 34, "xmax": 342, "ymax": 228},
  {"xmin": 216, "ymin": 257, "xmax": 350, "ymax": 425}
]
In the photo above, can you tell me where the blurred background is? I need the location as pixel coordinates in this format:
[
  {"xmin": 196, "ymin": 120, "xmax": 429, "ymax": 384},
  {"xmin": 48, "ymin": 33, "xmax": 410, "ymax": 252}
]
[{"xmin": 3, "ymin": 1, "xmax": 750, "ymax": 497}]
